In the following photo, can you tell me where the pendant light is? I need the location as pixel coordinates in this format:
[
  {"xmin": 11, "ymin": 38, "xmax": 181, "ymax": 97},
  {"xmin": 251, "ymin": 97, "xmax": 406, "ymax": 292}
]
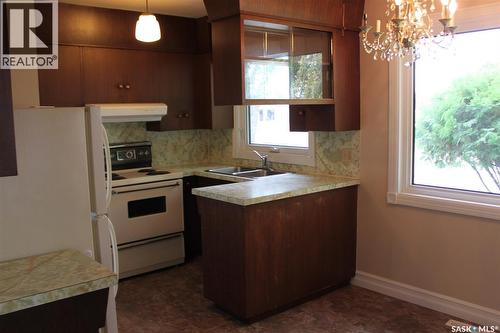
[{"xmin": 135, "ymin": 0, "xmax": 161, "ymax": 43}]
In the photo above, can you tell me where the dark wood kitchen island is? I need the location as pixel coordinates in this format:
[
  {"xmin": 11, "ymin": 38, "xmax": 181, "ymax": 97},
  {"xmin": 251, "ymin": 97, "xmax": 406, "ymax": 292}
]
[{"xmin": 193, "ymin": 173, "xmax": 359, "ymax": 321}]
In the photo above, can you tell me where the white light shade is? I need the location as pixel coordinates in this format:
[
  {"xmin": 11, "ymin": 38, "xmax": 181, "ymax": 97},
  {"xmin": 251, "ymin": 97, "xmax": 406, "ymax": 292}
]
[{"xmin": 135, "ymin": 14, "xmax": 161, "ymax": 43}]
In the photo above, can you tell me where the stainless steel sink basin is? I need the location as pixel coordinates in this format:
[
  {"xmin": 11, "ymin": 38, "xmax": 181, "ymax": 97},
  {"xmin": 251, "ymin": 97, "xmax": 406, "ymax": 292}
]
[
  {"xmin": 206, "ymin": 167, "xmax": 286, "ymax": 178},
  {"xmin": 206, "ymin": 167, "xmax": 257, "ymax": 175},
  {"xmin": 234, "ymin": 169, "xmax": 285, "ymax": 178}
]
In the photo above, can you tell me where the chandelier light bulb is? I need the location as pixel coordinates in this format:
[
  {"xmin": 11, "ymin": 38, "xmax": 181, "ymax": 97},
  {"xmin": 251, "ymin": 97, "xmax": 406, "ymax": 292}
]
[
  {"xmin": 440, "ymin": 0, "xmax": 449, "ymax": 6},
  {"xmin": 395, "ymin": 0, "xmax": 403, "ymax": 6},
  {"xmin": 449, "ymin": 0, "xmax": 458, "ymax": 16}
]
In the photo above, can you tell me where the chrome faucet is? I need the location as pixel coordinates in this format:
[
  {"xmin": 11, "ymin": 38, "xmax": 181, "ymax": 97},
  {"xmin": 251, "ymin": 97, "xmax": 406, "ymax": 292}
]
[{"xmin": 251, "ymin": 149, "xmax": 272, "ymax": 170}]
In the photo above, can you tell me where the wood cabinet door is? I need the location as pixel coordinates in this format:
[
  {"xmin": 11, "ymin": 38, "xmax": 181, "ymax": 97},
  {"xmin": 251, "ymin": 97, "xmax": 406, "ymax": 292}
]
[
  {"xmin": 153, "ymin": 53, "xmax": 195, "ymax": 130},
  {"xmin": 82, "ymin": 47, "xmax": 128, "ymax": 103},
  {"xmin": 332, "ymin": 30, "xmax": 360, "ymax": 131},
  {"xmin": 39, "ymin": 45, "xmax": 83, "ymax": 107},
  {"xmin": 289, "ymin": 104, "xmax": 335, "ymax": 132},
  {"xmin": 120, "ymin": 50, "xmax": 159, "ymax": 103},
  {"xmin": 82, "ymin": 47, "xmax": 157, "ymax": 104},
  {"xmin": 193, "ymin": 53, "xmax": 212, "ymax": 129}
]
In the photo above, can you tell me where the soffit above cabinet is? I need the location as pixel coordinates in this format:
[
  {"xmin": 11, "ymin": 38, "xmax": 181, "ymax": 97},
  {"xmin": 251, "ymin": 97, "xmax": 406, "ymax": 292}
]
[
  {"xmin": 60, "ymin": 0, "xmax": 207, "ymax": 18},
  {"xmin": 203, "ymin": 0, "xmax": 365, "ymax": 31}
]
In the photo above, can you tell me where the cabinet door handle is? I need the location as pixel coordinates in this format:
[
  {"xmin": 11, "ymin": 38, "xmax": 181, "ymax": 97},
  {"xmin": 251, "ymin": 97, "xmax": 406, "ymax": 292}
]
[
  {"xmin": 176, "ymin": 113, "xmax": 183, "ymax": 118},
  {"xmin": 117, "ymin": 84, "xmax": 124, "ymax": 89},
  {"xmin": 184, "ymin": 113, "xmax": 190, "ymax": 118},
  {"xmin": 125, "ymin": 84, "xmax": 131, "ymax": 89},
  {"xmin": 298, "ymin": 111, "xmax": 305, "ymax": 116}
]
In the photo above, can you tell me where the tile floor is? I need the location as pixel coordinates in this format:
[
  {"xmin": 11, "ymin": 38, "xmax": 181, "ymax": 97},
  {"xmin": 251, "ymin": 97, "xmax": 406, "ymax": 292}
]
[{"xmin": 116, "ymin": 261, "xmax": 459, "ymax": 332}]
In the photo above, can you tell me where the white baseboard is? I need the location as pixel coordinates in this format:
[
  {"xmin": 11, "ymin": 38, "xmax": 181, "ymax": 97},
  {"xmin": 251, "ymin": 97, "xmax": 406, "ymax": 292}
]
[{"xmin": 351, "ymin": 271, "xmax": 500, "ymax": 326}]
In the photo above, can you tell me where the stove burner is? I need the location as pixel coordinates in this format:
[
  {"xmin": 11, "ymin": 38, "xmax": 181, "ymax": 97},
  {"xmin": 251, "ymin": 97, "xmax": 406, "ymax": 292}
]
[
  {"xmin": 146, "ymin": 170, "xmax": 170, "ymax": 176},
  {"xmin": 112, "ymin": 173, "xmax": 126, "ymax": 180}
]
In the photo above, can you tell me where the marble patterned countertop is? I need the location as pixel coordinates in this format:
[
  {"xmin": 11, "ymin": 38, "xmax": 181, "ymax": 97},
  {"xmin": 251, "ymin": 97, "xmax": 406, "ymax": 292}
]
[
  {"xmin": 191, "ymin": 172, "xmax": 360, "ymax": 206},
  {"xmin": 0, "ymin": 249, "xmax": 117, "ymax": 315},
  {"xmin": 157, "ymin": 164, "xmax": 359, "ymax": 206},
  {"xmin": 165, "ymin": 164, "xmax": 254, "ymax": 183}
]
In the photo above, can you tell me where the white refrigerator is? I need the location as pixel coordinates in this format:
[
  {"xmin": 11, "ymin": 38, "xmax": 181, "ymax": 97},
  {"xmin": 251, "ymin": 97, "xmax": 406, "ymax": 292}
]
[{"xmin": 0, "ymin": 107, "xmax": 119, "ymax": 333}]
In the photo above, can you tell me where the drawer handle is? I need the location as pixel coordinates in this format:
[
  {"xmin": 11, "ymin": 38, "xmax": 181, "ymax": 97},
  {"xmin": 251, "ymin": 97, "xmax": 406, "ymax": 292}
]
[
  {"xmin": 118, "ymin": 233, "xmax": 183, "ymax": 250},
  {"xmin": 112, "ymin": 183, "xmax": 180, "ymax": 195}
]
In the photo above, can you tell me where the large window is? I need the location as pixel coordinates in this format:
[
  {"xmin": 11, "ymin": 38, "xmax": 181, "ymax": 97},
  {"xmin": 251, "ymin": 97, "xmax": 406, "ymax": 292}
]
[
  {"xmin": 388, "ymin": 4, "xmax": 500, "ymax": 220},
  {"xmin": 413, "ymin": 28, "xmax": 500, "ymax": 195}
]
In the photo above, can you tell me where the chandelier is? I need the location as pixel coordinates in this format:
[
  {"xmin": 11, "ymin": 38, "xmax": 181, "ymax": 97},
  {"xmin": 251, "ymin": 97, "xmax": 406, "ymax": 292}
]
[{"xmin": 360, "ymin": 0, "xmax": 458, "ymax": 63}]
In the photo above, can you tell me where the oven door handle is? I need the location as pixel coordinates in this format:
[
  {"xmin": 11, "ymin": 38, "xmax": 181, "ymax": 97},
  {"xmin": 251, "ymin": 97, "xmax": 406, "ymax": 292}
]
[{"xmin": 112, "ymin": 182, "xmax": 181, "ymax": 195}]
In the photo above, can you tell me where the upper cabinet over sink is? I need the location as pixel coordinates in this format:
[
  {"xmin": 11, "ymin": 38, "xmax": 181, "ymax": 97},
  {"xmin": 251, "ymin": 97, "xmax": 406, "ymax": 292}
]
[
  {"xmin": 209, "ymin": 15, "xmax": 338, "ymax": 107},
  {"xmin": 204, "ymin": 0, "xmax": 364, "ymax": 131},
  {"xmin": 243, "ymin": 20, "xmax": 333, "ymax": 104}
]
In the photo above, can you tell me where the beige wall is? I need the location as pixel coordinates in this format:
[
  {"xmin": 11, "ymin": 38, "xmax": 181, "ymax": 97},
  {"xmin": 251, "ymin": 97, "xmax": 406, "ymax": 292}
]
[{"xmin": 358, "ymin": 0, "xmax": 500, "ymax": 311}]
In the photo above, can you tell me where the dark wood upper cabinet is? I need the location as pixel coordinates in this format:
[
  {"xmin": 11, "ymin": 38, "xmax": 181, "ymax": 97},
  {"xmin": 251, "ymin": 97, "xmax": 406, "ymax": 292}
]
[
  {"xmin": 39, "ymin": 45, "xmax": 83, "ymax": 107},
  {"xmin": 205, "ymin": 0, "xmax": 363, "ymax": 131},
  {"xmin": 148, "ymin": 16, "xmax": 233, "ymax": 131},
  {"xmin": 37, "ymin": 6, "xmax": 233, "ymax": 132},
  {"xmin": 209, "ymin": 15, "xmax": 360, "ymax": 131},
  {"xmin": 58, "ymin": 3, "xmax": 197, "ymax": 53},
  {"xmin": 147, "ymin": 53, "xmax": 196, "ymax": 131},
  {"xmin": 290, "ymin": 30, "xmax": 360, "ymax": 132},
  {"xmin": 82, "ymin": 48, "xmax": 158, "ymax": 104},
  {"xmin": 0, "ymin": 69, "xmax": 17, "ymax": 177},
  {"xmin": 211, "ymin": 16, "xmax": 335, "ymax": 106},
  {"xmin": 243, "ymin": 20, "xmax": 333, "ymax": 103},
  {"xmin": 204, "ymin": 0, "xmax": 364, "ymax": 31}
]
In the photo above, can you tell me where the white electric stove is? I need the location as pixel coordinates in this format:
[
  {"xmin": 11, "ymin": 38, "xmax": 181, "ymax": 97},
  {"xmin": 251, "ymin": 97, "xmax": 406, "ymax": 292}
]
[{"xmin": 108, "ymin": 141, "xmax": 185, "ymax": 279}]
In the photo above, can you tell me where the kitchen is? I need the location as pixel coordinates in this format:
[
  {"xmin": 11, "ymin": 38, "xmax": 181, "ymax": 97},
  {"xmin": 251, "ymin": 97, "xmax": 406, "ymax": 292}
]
[{"xmin": 1, "ymin": 0, "xmax": 499, "ymax": 332}]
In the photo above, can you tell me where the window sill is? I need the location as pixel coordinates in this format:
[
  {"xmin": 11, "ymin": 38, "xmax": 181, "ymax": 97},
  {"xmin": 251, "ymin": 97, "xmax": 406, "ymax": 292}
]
[{"xmin": 387, "ymin": 190, "xmax": 500, "ymax": 221}]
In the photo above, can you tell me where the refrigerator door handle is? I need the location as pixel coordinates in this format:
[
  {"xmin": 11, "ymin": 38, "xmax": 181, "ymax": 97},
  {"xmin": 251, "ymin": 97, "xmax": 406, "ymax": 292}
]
[
  {"xmin": 102, "ymin": 214, "xmax": 119, "ymax": 298},
  {"xmin": 101, "ymin": 124, "xmax": 113, "ymax": 210}
]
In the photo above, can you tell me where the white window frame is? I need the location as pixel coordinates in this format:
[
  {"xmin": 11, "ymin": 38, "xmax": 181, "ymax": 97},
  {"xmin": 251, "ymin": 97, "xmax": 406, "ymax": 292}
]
[
  {"xmin": 387, "ymin": 3, "xmax": 500, "ymax": 221},
  {"xmin": 233, "ymin": 106, "xmax": 316, "ymax": 167}
]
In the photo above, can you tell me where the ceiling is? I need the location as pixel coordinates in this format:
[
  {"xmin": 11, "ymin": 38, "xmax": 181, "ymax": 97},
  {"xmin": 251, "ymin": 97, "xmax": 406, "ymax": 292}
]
[{"xmin": 61, "ymin": 0, "xmax": 207, "ymax": 18}]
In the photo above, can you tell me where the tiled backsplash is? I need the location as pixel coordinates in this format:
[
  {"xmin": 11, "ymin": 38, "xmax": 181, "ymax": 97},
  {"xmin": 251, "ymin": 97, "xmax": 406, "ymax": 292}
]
[{"xmin": 104, "ymin": 123, "xmax": 360, "ymax": 178}]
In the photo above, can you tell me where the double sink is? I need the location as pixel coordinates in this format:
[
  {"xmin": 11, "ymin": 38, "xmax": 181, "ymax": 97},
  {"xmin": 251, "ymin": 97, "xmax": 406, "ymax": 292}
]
[{"xmin": 206, "ymin": 167, "xmax": 286, "ymax": 179}]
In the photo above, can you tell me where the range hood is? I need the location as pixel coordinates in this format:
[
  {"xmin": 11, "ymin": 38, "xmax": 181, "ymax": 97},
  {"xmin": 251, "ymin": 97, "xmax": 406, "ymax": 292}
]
[{"xmin": 89, "ymin": 103, "xmax": 167, "ymax": 123}]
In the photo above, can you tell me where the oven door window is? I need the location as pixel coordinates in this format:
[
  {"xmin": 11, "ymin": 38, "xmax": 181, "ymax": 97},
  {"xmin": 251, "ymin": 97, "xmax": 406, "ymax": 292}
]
[{"xmin": 128, "ymin": 196, "xmax": 166, "ymax": 218}]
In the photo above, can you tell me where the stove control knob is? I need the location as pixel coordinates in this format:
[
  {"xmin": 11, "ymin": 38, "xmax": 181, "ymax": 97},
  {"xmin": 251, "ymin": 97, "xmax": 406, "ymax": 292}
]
[{"xmin": 125, "ymin": 151, "xmax": 134, "ymax": 159}]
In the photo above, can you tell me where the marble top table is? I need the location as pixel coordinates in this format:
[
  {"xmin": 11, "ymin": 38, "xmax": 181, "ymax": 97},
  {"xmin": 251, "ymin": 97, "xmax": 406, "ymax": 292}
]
[{"xmin": 0, "ymin": 249, "xmax": 117, "ymax": 315}]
